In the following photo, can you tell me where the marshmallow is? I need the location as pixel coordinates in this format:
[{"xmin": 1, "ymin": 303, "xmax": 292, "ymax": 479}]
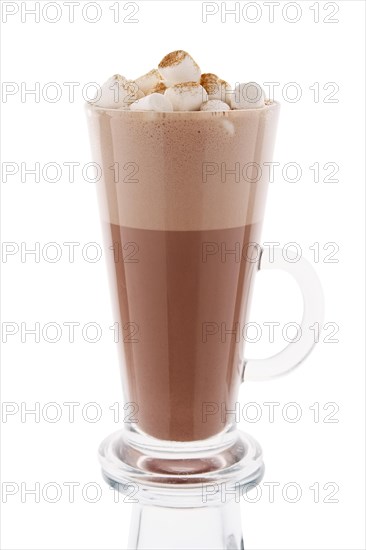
[
  {"xmin": 121, "ymin": 80, "xmax": 145, "ymax": 106},
  {"xmin": 135, "ymin": 69, "xmax": 162, "ymax": 95},
  {"xmin": 229, "ymin": 82, "xmax": 265, "ymax": 109},
  {"xmin": 130, "ymin": 93, "xmax": 173, "ymax": 112},
  {"xmin": 164, "ymin": 82, "xmax": 208, "ymax": 111},
  {"xmin": 158, "ymin": 50, "xmax": 201, "ymax": 86},
  {"xmin": 92, "ymin": 74, "xmax": 128, "ymax": 109},
  {"xmin": 92, "ymin": 53, "xmax": 270, "ymax": 113},
  {"xmin": 200, "ymin": 73, "xmax": 231, "ymax": 104},
  {"xmin": 149, "ymin": 81, "xmax": 168, "ymax": 94},
  {"xmin": 92, "ymin": 76, "xmax": 144, "ymax": 109},
  {"xmin": 200, "ymin": 100, "xmax": 230, "ymax": 112}
]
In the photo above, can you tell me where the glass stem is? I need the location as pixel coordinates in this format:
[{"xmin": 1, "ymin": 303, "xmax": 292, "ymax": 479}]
[{"xmin": 127, "ymin": 499, "xmax": 244, "ymax": 550}]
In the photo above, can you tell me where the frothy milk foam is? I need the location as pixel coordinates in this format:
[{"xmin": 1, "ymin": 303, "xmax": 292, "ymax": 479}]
[{"xmin": 87, "ymin": 106, "xmax": 279, "ymax": 231}]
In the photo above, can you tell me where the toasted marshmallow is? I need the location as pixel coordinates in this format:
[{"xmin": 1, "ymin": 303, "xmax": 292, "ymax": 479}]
[
  {"xmin": 165, "ymin": 82, "xmax": 208, "ymax": 111},
  {"xmin": 92, "ymin": 74, "xmax": 128, "ymax": 108},
  {"xmin": 200, "ymin": 99, "xmax": 230, "ymax": 112},
  {"xmin": 121, "ymin": 80, "xmax": 145, "ymax": 106},
  {"xmin": 149, "ymin": 81, "xmax": 168, "ymax": 95},
  {"xmin": 135, "ymin": 69, "xmax": 162, "ymax": 95},
  {"xmin": 130, "ymin": 93, "xmax": 173, "ymax": 112},
  {"xmin": 158, "ymin": 50, "xmax": 201, "ymax": 86},
  {"xmin": 229, "ymin": 82, "xmax": 265, "ymax": 109},
  {"xmin": 200, "ymin": 73, "xmax": 231, "ymax": 104}
]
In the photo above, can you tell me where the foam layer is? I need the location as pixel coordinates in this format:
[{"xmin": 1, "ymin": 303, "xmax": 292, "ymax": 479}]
[{"xmin": 86, "ymin": 103, "xmax": 279, "ymax": 230}]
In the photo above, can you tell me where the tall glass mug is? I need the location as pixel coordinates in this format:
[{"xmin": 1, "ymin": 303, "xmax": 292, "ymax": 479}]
[{"xmin": 86, "ymin": 102, "xmax": 323, "ymax": 496}]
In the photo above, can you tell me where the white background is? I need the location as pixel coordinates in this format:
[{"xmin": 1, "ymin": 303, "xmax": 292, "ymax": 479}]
[{"xmin": 1, "ymin": 1, "xmax": 365, "ymax": 549}]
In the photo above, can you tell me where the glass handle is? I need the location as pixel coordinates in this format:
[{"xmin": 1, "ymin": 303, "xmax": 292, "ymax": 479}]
[{"xmin": 243, "ymin": 247, "xmax": 324, "ymax": 381}]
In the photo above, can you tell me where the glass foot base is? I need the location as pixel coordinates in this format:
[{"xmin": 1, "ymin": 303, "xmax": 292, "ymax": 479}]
[{"xmin": 99, "ymin": 426, "xmax": 264, "ymax": 504}]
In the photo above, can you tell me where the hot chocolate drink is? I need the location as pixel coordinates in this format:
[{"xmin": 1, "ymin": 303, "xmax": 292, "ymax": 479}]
[{"xmin": 87, "ymin": 105, "xmax": 279, "ymax": 441}]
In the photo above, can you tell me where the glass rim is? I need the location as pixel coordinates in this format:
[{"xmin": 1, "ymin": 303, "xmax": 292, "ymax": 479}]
[{"xmin": 85, "ymin": 100, "xmax": 280, "ymax": 117}]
